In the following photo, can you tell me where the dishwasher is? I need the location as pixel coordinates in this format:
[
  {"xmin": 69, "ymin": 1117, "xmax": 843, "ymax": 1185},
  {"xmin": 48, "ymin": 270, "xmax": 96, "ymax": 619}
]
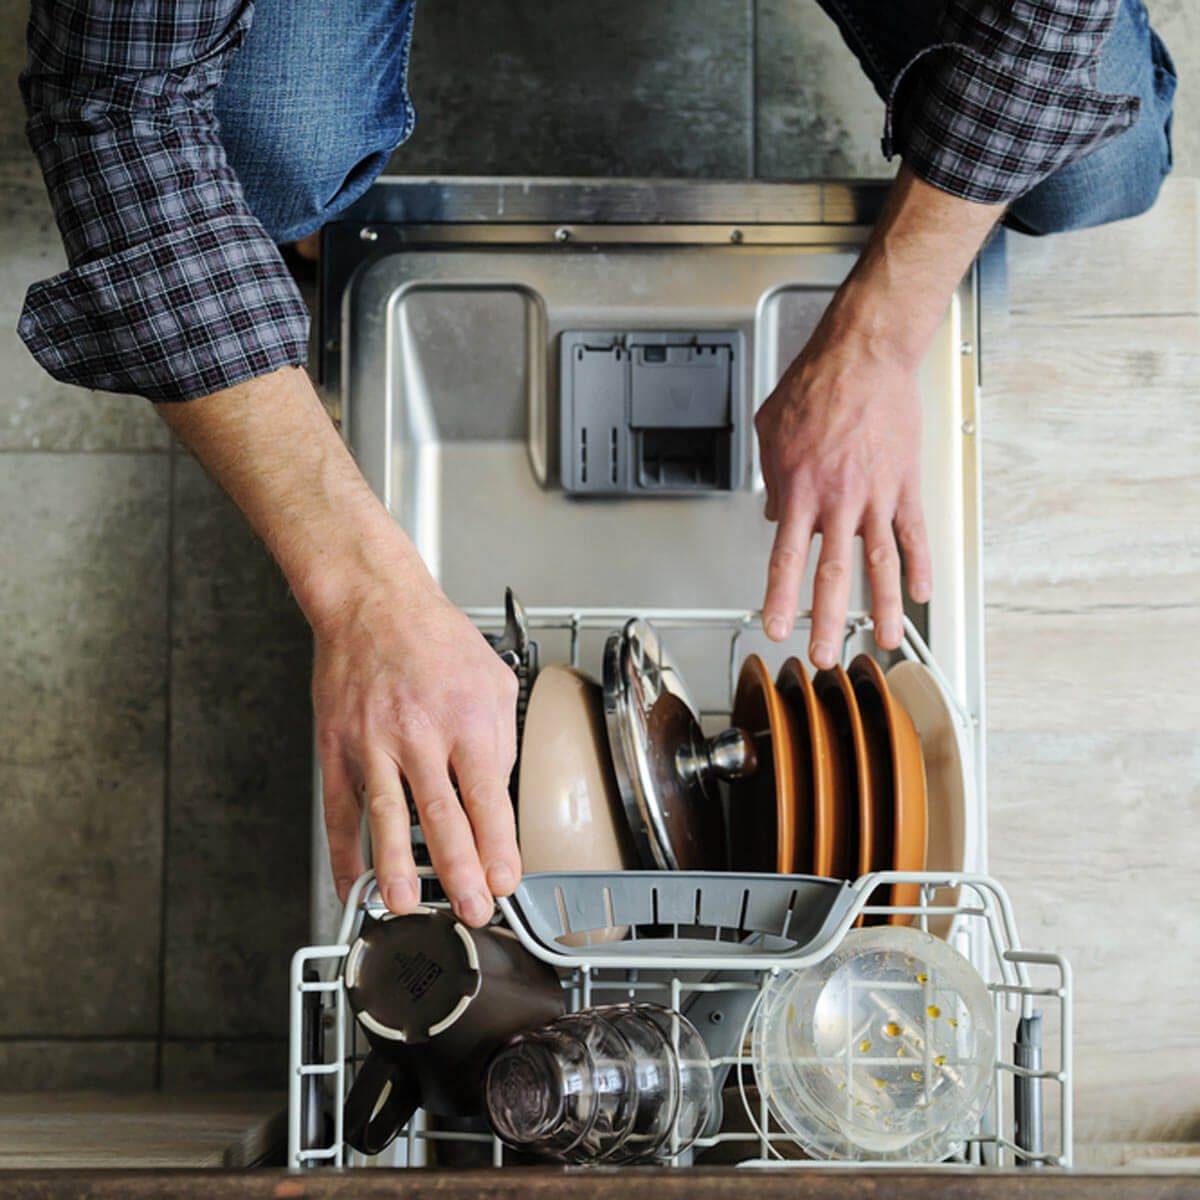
[{"xmin": 288, "ymin": 177, "xmax": 1070, "ymax": 1172}]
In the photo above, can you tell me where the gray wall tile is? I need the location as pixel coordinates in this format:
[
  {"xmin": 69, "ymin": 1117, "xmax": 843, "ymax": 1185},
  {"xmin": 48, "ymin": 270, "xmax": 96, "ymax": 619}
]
[
  {"xmin": 0, "ymin": 453, "xmax": 170, "ymax": 768},
  {"xmin": 0, "ymin": 165, "xmax": 171, "ymax": 453},
  {"xmin": 754, "ymin": 0, "xmax": 890, "ymax": 180},
  {"xmin": 394, "ymin": 0, "xmax": 753, "ymax": 178},
  {"xmin": 0, "ymin": 1042, "xmax": 157, "ymax": 1091},
  {"xmin": 0, "ymin": 0, "xmax": 29, "ymax": 163},
  {"xmin": 162, "ymin": 454, "xmax": 311, "ymax": 1040},
  {"xmin": 160, "ymin": 1041, "xmax": 286, "ymax": 1092},
  {"xmin": 0, "ymin": 453, "xmax": 168, "ymax": 1036},
  {"xmin": 0, "ymin": 763, "xmax": 164, "ymax": 1038}
]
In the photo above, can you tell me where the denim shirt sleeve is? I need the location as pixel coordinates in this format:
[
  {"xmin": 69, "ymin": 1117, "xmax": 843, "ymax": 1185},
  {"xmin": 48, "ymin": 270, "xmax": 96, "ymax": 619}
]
[
  {"xmin": 883, "ymin": 0, "xmax": 1141, "ymax": 206},
  {"xmin": 18, "ymin": 0, "xmax": 310, "ymax": 403}
]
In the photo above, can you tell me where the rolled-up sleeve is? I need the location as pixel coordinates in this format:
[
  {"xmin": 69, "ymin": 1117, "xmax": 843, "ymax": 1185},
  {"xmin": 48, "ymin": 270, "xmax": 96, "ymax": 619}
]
[
  {"xmin": 18, "ymin": 1, "xmax": 310, "ymax": 402},
  {"xmin": 884, "ymin": 1, "xmax": 1141, "ymax": 206}
]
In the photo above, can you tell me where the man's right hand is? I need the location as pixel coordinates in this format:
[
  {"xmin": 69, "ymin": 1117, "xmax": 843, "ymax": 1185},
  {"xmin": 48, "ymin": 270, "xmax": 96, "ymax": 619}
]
[
  {"xmin": 158, "ymin": 366, "xmax": 521, "ymax": 927},
  {"xmin": 312, "ymin": 566, "xmax": 521, "ymax": 926}
]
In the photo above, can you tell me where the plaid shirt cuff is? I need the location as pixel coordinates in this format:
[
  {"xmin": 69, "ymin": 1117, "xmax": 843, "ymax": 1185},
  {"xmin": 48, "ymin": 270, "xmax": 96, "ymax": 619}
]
[
  {"xmin": 884, "ymin": 41, "xmax": 1139, "ymax": 205},
  {"xmin": 18, "ymin": 211, "xmax": 309, "ymax": 403}
]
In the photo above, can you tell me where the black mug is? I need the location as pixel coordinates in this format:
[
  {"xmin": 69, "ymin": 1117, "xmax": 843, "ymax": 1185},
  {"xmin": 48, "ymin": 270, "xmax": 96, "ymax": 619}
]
[{"xmin": 343, "ymin": 905, "xmax": 563, "ymax": 1155}]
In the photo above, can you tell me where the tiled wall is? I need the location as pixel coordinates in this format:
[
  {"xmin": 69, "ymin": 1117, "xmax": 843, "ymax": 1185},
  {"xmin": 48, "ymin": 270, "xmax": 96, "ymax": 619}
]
[{"xmin": 0, "ymin": 0, "xmax": 1195, "ymax": 1095}]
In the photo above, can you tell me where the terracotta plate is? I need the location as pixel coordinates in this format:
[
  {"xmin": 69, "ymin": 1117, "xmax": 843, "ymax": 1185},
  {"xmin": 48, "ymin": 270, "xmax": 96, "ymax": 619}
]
[
  {"xmin": 777, "ymin": 657, "xmax": 840, "ymax": 876},
  {"xmin": 813, "ymin": 665, "xmax": 874, "ymax": 889},
  {"xmin": 886, "ymin": 660, "xmax": 973, "ymax": 938},
  {"xmin": 729, "ymin": 655, "xmax": 801, "ymax": 874},
  {"xmin": 838, "ymin": 663, "xmax": 893, "ymax": 926},
  {"xmin": 848, "ymin": 655, "xmax": 928, "ymax": 924}
]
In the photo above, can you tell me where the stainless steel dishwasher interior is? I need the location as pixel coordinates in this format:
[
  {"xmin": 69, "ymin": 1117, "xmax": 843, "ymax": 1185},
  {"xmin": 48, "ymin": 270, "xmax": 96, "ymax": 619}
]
[{"xmin": 313, "ymin": 178, "xmax": 985, "ymax": 944}]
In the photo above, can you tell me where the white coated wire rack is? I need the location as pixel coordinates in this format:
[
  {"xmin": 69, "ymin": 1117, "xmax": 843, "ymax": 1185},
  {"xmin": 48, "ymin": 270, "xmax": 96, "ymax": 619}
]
[{"xmin": 287, "ymin": 608, "xmax": 1070, "ymax": 1171}]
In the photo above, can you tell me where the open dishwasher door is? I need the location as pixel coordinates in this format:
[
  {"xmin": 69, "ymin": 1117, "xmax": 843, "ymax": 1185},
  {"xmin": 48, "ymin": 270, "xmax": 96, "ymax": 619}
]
[{"xmin": 312, "ymin": 177, "xmax": 985, "ymax": 944}]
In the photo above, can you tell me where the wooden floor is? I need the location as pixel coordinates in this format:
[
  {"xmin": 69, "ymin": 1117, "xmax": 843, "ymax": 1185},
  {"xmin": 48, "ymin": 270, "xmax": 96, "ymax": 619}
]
[
  {"xmin": 982, "ymin": 177, "xmax": 1200, "ymax": 1144},
  {"xmin": 0, "ymin": 1093, "xmax": 284, "ymax": 1169}
]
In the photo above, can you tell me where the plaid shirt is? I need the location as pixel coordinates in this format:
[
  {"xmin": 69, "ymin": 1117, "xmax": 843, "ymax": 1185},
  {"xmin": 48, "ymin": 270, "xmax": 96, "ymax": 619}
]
[
  {"xmin": 18, "ymin": 1, "xmax": 309, "ymax": 403},
  {"xmin": 886, "ymin": 0, "xmax": 1139, "ymax": 204},
  {"xmin": 19, "ymin": 1, "xmax": 1138, "ymax": 404}
]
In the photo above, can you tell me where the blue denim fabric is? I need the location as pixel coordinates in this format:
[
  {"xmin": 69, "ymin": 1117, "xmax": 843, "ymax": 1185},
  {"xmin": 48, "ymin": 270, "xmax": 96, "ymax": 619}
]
[
  {"xmin": 816, "ymin": 0, "xmax": 1177, "ymax": 235},
  {"xmin": 1007, "ymin": 0, "xmax": 1177, "ymax": 235},
  {"xmin": 216, "ymin": 0, "xmax": 1175, "ymax": 243},
  {"xmin": 215, "ymin": 0, "xmax": 417, "ymax": 243}
]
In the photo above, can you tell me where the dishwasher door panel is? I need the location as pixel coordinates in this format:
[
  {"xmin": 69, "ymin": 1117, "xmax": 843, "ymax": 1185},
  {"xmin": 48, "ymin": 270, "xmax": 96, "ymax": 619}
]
[{"xmin": 314, "ymin": 181, "xmax": 984, "ymax": 944}]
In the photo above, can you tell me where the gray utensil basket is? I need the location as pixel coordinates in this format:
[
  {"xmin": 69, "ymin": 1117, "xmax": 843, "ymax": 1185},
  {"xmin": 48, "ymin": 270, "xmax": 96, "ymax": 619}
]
[{"xmin": 287, "ymin": 608, "xmax": 1073, "ymax": 1172}]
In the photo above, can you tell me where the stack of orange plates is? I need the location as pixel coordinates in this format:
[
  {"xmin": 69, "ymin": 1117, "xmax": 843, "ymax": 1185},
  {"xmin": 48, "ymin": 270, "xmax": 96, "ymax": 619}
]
[
  {"xmin": 739, "ymin": 653, "xmax": 947, "ymax": 929},
  {"xmin": 722, "ymin": 652, "xmax": 967, "ymax": 935}
]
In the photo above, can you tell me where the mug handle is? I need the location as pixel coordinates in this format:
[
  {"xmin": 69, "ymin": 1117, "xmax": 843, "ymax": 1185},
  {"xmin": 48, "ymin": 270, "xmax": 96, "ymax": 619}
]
[{"xmin": 344, "ymin": 1050, "xmax": 422, "ymax": 1156}]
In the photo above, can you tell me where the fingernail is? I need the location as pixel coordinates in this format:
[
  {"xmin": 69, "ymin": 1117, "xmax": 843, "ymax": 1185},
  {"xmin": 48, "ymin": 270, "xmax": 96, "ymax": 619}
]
[
  {"xmin": 810, "ymin": 641, "xmax": 834, "ymax": 668},
  {"xmin": 459, "ymin": 890, "xmax": 493, "ymax": 927},
  {"xmin": 766, "ymin": 617, "xmax": 789, "ymax": 642},
  {"xmin": 878, "ymin": 621, "xmax": 902, "ymax": 648},
  {"xmin": 335, "ymin": 877, "xmax": 355, "ymax": 902},
  {"xmin": 488, "ymin": 862, "xmax": 515, "ymax": 894},
  {"xmin": 384, "ymin": 878, "xmax": 416, "ymax": 912}
]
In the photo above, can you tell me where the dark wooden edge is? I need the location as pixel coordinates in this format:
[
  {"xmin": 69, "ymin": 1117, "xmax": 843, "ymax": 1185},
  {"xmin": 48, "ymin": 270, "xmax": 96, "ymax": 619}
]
[{"xmin": 0, "ymin": 1168, "xmax": 1197, "ymax": 1200}]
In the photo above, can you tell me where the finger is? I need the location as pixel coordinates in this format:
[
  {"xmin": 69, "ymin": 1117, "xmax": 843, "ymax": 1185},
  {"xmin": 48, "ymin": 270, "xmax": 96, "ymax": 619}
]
[
  {"xmin": 361, "ymin": 749, "xmax": 419, "ymax": 916},
  {"xmin": 763, "ymin": 483, "xmax": 779, "ymax": 524},
  {"xmin": 761, "ymin": 498, "xmax": 815, "ymax": 642},
  {"xmin": 452, "ymin": 740, "xmax": 521, "ymax": 897},
  {"xmin": 320, "ymin": 746, "xmax": 367, "ymax": 903},
  {"xmin": 494, "ymin": 680, "xmax": 519, "ymax": 778},
  {"xmin": 895, "ymin": 488, "xmax": 933, "ymax": 605},
  {"xmin": 761, "ymin": 453, "xmax": 780, "ymax": 524},
  {"xmin": 404, "ymin": 752, "xmax": 492, "ymax": 928},
  {"xmin": 863, "ymin": 509, "xmax": 904, "ymax": 651},
  {"xmin": 755, "ymin": 407, "xmax": 780, "ymax": 523},
  {"xmin": 808, "ymin": 515, "xmax": 857, "ymax": 669}
]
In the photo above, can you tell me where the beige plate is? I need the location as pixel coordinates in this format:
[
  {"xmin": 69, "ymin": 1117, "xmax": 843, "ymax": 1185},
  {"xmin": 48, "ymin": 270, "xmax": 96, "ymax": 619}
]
[
  {"xmin": 886, "ymin": 660, "xmax": 969, "ymax": 938},
  {"xmin": 518, "ymin": 665, "xmax": 635, "ymax": 945}
]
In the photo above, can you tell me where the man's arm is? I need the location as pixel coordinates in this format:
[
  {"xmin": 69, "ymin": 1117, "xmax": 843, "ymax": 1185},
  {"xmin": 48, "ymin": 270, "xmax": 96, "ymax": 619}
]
[
  {"xmin": 757, "ymin": 166, "xmax": 1001, "ymax": 667},
  {"xmin": 762, "ymin": 0, "xmax": 1139, "ymax": 664},
  {"xmin": 20, "ymin": 1, "xmax": 521, "ymax": 924},
  {"xmin": 160, "ymin": 368, "xmax": 522, "ymax": 925}
]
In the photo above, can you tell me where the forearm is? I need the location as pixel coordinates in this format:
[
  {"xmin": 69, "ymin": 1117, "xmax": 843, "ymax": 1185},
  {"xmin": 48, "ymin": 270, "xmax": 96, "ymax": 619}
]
[
  {"xmin": 161, "ymin": 365, "xmax": 520, "ymax": 920},
  {"xmin": 824, "ymin": 164, "xmax": 1002, "ymax": 364},
  {"xmin": 158, "ymin": 366, "xmax": 435, "ymax": 633}
]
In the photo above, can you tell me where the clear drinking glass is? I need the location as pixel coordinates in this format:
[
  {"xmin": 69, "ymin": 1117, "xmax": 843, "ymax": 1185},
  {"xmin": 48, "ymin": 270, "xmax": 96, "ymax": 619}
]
[
  {"xmin": 485, "ymin": 1003, "xmax": 713, "ymax": 1164},
  {"xmin": 607, "ymin": 1005, "xmax": 713, "ymax": 1163}
]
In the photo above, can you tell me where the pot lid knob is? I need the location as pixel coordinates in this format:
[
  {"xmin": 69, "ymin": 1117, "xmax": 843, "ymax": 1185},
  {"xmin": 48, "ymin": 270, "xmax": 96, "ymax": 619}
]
[{"xmin": 675, "ymin": 726, "xmax": 758, "ymax": 787}]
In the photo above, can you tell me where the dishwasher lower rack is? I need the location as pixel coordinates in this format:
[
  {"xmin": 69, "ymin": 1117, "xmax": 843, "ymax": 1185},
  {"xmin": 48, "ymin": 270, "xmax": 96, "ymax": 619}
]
[
  {"xmin": 289, "ymin": 607, "xmax": 1067, "ymax": 1170},
  {"xmin": 288, "ymin": 868, "xmax": 1072, "ymax": 1172}
]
